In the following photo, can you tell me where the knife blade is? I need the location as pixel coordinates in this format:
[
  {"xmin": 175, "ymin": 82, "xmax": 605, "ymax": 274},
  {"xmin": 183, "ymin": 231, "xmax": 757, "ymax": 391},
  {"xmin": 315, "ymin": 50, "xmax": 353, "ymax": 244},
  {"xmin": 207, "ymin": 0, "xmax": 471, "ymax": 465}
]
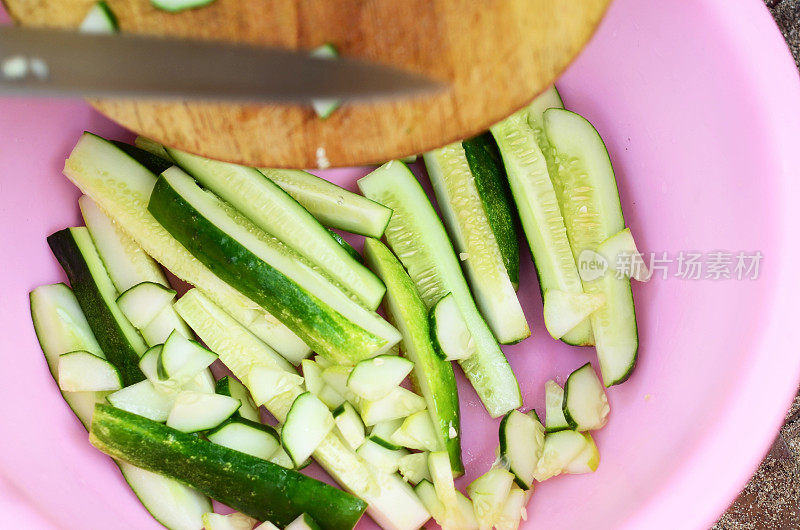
[{"xmin": 0, "ymin": 26, "xmax": 444, "ymax": 102}]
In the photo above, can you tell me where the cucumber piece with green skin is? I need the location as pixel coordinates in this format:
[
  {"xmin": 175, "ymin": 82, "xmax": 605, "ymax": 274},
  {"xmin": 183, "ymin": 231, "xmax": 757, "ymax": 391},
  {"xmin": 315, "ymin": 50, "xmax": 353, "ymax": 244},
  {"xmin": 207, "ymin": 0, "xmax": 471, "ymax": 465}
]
[
  {"xmin": 158, "ymin": 330, "xmax": 218, "ymax": 384},
  {"xmin": 116, "ymin": 281, "xmax": 177, "ymax": 329},
  {"xmin": 414, "ymin": 480, "xmax": 447, "ymax": 527},
  {"xmin": 429, "ymin": 292, "xmax": 475, "ymax": 361},
  {"xmin": 207, "ymin": 417, "xmax": 281, "ymax": 460},
  {"xmin": 260, "ymin": 168, "xmax": 393, "ymax": 238},
  {"xmin": 310, "ymin": 44, "xmax": 342, "ymax": 120},
  {"xmin": 166, "ymin": 391, "xmax": 241, "ymax": 433},
  {"xmin": 533, "ymin": 429, "xmax": 587, "ymax": 482},
  {"xmin": 490, "ymin": 104, "xmax": 593, "ymax": 347},
  {"xmin": 108, "ymin": 380, "xmax": 179, "ymax": 422},
  {"xmin": 79, "ymin": 1, "xmax": 117, "ymax": 33},
  {"xmin": 247, "ymin": 365, "xmax": 305, "ymax": 407},
  {"xmin": 135, "ymin": 136, "xmax": 172, "ymax": 159},
  {"xmin": 255, "ymin": 522, "xmax": 280, "ymax": 530},
  {"xmin": 139, "ymin": 345, "xmax": 164, "ymax": 382},
  {"xmin": 493, "ymin": 487, "xmax": 527, "ymax": 530},
  {"xmin": 398, "ymin": 452, "xmax": 430, "ymax": 485},
  {"xmin": 562, "ymin": 362, "xmax": 610, "ymax": 431},
  {"xmin": 68, "ymin": 134, "xmax": 310, "ymax": 366},
  {"xmin": 542, "ymin": 289, "xmax": 606, "ymax": 340},
  {"xmin": 286, "ymin": 513, "xmax": 323, "ymax": 530},
  {"xmin": 544, "ymin": 380, "xmax": 570, "ymax": 433},
  {"xmin": 90, "ymin": 404, "xmax": 367, "ymax": 529},
  {"xmin": 499, "ymin": 410, "xmax": 545, "ymax": 490},
  {"xmin": 58, "ymin": 350, "xmax": 122, "ymax": 392},
  {"xmin": 110, "ymin": 141, "xmax": 173, "ymax": 175},
  {"xmin": 357, "ymin": 438, "xmax": 408, "ymax": 474},
  {"xmin": 301, "ymin": 359, "xmax": 325, "ymax": 395},
  {"xmin": 328, "ymin": 229, "xmax": 363, "ymax": 263},
  {"xmin": 321, "ymin": 365, "xmax": 354, "ymax": 398},
  {"xmin": 333, "ymin": 402, "xmax": 366, "ymax": 451},
  {"xmin": 151, "ymin": 0, "xmax": 216, "ymax": 12},
  {"xmin": 216, "ymin": 376, "xmax": 261, "ymax": 423},
  {"xmin": 47, "ymin": 227, "xmax": 147, "ymax": 386},
  {"xmin": 166, "ymin": 148, "xmax": 385, "ymax": 310},
  {"xmin": 390, "ymin": 410, "xmax": 439, "ymax": 452},
  {"xmin": 363, "ymin": 238, "xmax": 463, "ymax": 474},
  {"xmin": 202, "ymin": 512, "xmax": 258, "ymax": 530},
  {"xmin": 369, "ymin": 418, "xmax": 405, "ymax": 450},
  {"xmin": 425, "ymin": 141, "xmax": 528, "ymax": 344},
  {"xmin": 359, "ymin": 163, "xmax": 521, "ymax": 418},
  {"xmin": 598, "ymin": 227, "xmax": 649, "ymax": 281},
  {"xmin": 466, "ymin": 467, "xmax": 515, "ymax": 530},
  {"xmin": 347, "ymin": 354, "xmax": 414, "ymax": 401},
  {"xmin": 282, "ymin": 392, "xmax": 336, "ymax": 466},
  {"xmin": 148, "ymin": 167, "xmax": 398, "ymax": 365},
  {"xmin": 563, "ymin": 432, "xmax": 600, "ymax": 474},
  {"xmin": 359, "ymin": 386, "xmax": 427, "ymax": 426},
  {"xmin": 544, "ymin": 108, "xmax": 639, "ymax": 385}
]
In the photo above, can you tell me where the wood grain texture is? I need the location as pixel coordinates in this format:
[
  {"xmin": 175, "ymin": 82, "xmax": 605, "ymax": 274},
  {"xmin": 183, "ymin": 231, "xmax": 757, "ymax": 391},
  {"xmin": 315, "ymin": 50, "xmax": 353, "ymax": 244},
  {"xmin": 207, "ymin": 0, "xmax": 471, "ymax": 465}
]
[{"xmin": 5, "ymin": 0, "xmax": 610, "ymax": 168}]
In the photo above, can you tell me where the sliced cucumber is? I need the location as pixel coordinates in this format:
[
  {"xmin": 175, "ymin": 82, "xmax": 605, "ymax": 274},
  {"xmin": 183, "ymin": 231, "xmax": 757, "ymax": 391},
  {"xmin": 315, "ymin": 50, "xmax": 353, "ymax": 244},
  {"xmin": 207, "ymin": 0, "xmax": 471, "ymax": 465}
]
[
  {"xmin": 428, "ymin": 451, "xmax": 458, "ymax": 519},
  {"xmin": 301, "ymin": 359, "xmax": 325, "ymax": 395},
  {"xmin": 157, "ymin": 330, "xmax": 217, "ymax": 384},
  {"xmin": 563, "ymin": 432, "xmax": 600, "ymax": 474},
  {"xmin": 359, "ymin": 386, "xmax": 427, "ymax": 426},
  {"xmin": 321, "ymin": 365, "xmax": 354, "ymax": 398},
  {"xmin": 149, "ymin": 167, "xmax": 399, "ymax": 364},
  {"xmin": 134, "ymin": 136, "xmax": 172, "ymax": 159},
  {"xmin": 491, "ymin": 104, "xmax": 592, "ymax": 346},
  {"xmin": 598, "ymin": 227, "xmax": 649, "ymax": 281},
  {"xmin": 90, "ymin": 404, "xmax": 367, "ymax": 528},
  {"xmin": 107, "ymin": 380, "xmax": 178, "ymax": 422},
  {"xmin": 166, "ymin": 391, "xmax": 240, "ymax": 433},
  {"xmin": 563, "ymin": 362, "xmax": 610, "ymax": 431},
  {"xmin": 333, "ymin": 402, "xmax": 366, "ymax": 451},
  {"xmin": 207, "ymin": 418, "xmax": 281, "ymax": 460},
  {"xmin": 390, "ymin": 410, "xmax": 439, "ymax": 452},
  {"xmin": 494, "ymin": 487, "xmax": 527, "ymax": 530},
  {"xmin": 282, "ymin": 392, "xmax": 335, "ymax": 466},
  {"xmin": 269, "ymin": 446, "xmax": 295, "ymax": 469},
  {"xmin": 138, "ymin": 345, "xmax": 172, "ymax": 386},
  {"xmin": 255, "ymin": 522, "xmax": 280, "ymax": 530},
  {"xmin": 544, "ymin": 380, "xmax": 570, "ymax": 433},
  {"xmin": 451, "ymin": 491, "xmax": 479, "ymax": 530},
  {"xmin": 425, "ymin": 142, "xmax": 528, "ymax": 344},
  {"xmin": 151, "ymin": 0, "xmax": 216, "ymax": 13},
  {"xmin": 357, "ymin": 438, "xmax": 408, "ymax": 474},
  {"xmin": 110, "ymin": 141, "xmax": 173, "ymax": 176},
  {"xmin": 359, "ymin": 162, "xmax": 520, "ymax": 417},
  {"xmin": 310, "ymin": 44, "xmax": 342, "ymax": 119},
  {"xmin": 58, "ymin": 350, "xmax": 121, "ymax": 392},
  {"xmin": 327, "ymin": 229, "xmax": 363, "ymax": 263},
  {"xmin": 166, "ymin": 148, "xmax": 385, "ymax": 309},
  {"xmin": 363, "ymin": 238, "xmax": 463, "ymax": 474},
  {"xmin": 79, "ymin": 1, "xmax": 118, "ymax": 33},
  {"xmin": 398, "ymin": 452, "xmax": 431, "ymax": 485},
  {"xmin": 285, "ymin": 513, "xmax": 322, "ymax": 530},
  {"xmin": 317, "ymin": 385, "xmax": 346, "ymax": 411},
  {"xmin": 48, "ymin": 227, "xmax": 147, "ymax": 386},
  {"xmin": 260, "ymin": 168, "xmax": 392, "ymax": 238},
  {"xmin": 533, "ymin": 429, "xmax": 588, "ymax": 482},
  {"xmin": 216, "ymin": 376, "xmax": 260, "ymax": 423},
  {"xmin": 499, "ymin": 410, "xmax": 545, "ymax": 490},
  {"xmin": 202, "ymin": 511, "xmax": 258, "ymax": 530},
  {"xmin": 543, "ymin": 289, "xmax": 606, "ymax": 340},
  {"xmin": 139, "ymin": 304, "xmax": 190, "ymax": 345},
  {"xmin": 544, "ymin": 108, "xmax": 638, "ymax": 384},
  {"xmin": 246, "ymin": 365, "xmax": 304, "ymax": 407},
  {"xmin": 116, "ymin": 282, "xmax": 176, "ymax": 329},
  {"xmin": 347, "ymin": 355, "xmax": 414, "ymax": 401},
  {"xmin": 429, "ymin": 292, "xmax": 475, "ymax": 361},
  {"xmin": 466, "ymin": 467, "xmax": 514, "ymax": 530},
  {"xmin": 369, "ymin": 418, "xmax": 405, "ymax": 450},
  {"xmin": 414, "ymin": 479, "xmax": 447, "ymax": 526}
]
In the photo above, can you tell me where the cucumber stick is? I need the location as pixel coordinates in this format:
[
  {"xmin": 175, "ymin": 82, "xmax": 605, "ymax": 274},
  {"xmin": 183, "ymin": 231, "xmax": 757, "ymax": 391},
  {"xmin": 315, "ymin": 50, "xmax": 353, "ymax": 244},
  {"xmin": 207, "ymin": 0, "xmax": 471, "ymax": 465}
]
[
  {"xmin": 166, "ymin": 148, "xmax": 384, "ymax": 309},
  {"xmin": 148, "ymin": 167, "xmax": 399, "ymax": 364},
  {"xmin": 174, "ymin": 287, "xmax": 430, "ymax": 530},
  {"xmin": 29, "ymin": 284, "xmax": 211, "ymax": 530},
  {"xmin": 364, "ymin": 238, "xmax": 463, "ymax": 474},
  {"xmin": 47, "ymin": 227, "xmax": 146, "ymax": 386},
  {"xmin": 425, "ymin": 139, "xmax": 528, "ymax": 344},
  {"xmin": 359, "ymin": 162, "xmax": 521, "ymax": 418},
  {"xmin": 491, "ymin": 100, "xmax": 593, "ymax": 347},
  {"xmin": 89, "ymin": 404, "xmax": 367, "ymax": 530},
  {"xmin": 110, "ymin": 141, "xmax": 173, "ymax": 175},
  {"xmin": 65, "ymin": 134, "xmax": 309, "ymax": 365},
  {"xmin": 544, "ymin": 108, "xmax": 638, "ymax": 385},
  {"xmin": 261, "ymin": 168, "xmax": 392, "ymax": 238}
]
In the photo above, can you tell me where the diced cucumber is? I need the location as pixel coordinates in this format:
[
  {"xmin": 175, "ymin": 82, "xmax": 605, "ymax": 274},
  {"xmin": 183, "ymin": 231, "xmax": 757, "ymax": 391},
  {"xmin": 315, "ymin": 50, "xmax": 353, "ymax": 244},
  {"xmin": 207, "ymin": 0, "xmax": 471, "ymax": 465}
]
[
  {"xmin": 321, "ymin": 365, "xmax": 354, "ymax": 398},
  {"xmin": 425, "ymin": 140, "xmax": 528, "ymax": 344},
  {"xmin": 314, "ymin": 355, "xmax": 333, "ymax": 369},
  {"xmin": 543, "ymin": 289, "xmax": 606, "ymax": 340},
  {"xmin": 90, "ymin": 404, "xmax": 367, "ymax": 528},
  {"xmin": 533, "ymin": 429, "xmax": 588, "ymax": 482},
  {"xmin": 149, "ymin": 167, "xmax": 399, "ymax": 364},
  {"xmin": 301, "ymin": 359, "xmax": 325, "ymax": 395},
  {"xmin": 79, "ymin": 1, "xmax": 118, "ymax": 33},
  {"xmin": 184, "ymin": 370, "xmax": 216, "ymax": 394},
  {"xmin": 544, "ymin": 108, "xmax": 638, "ymax": 384},
  {"xmin": 58, "ymin": 350, "xmax": 122, "ymax": 392},
  {"xmin": 254, "ymin": 522, "xmax": 280, "ymax": 530},
  {"xmin": 491, "ymin": 103, "xmax": 592, "ymax": 346},
  {"xmin": 369, "ymin": 419, "xmax": 405, "ymax": 450},
  {"xmin": 563, "ymin": 362, "xmax": 610, "ymax": 431},
  {"xmin": 151, "ymin": 0, "xmax": 216, "ymax": 13},
  {"xmin": 110, "ymin": 141, "xmax": 173, "ymax": 176},
  {"xmin": 116, "ymin": 282, "xmax": 176, "ymax": 329},
  {"xmin": 260, "ymin": 168, "xmax": 393, "ymax": 238},
  {"xmin": 202, "ymin": 511, "xmax": 258, "ymax": 530},
  {"xmin": 347, "ymin": 355, "xmax": 414, "ymax": 401},
  {"xmin": 216, "ymin": 376, "xmax": 261, "ymax": 423},
  {"xmin": 207, "ymin": 418, "xmax": 281, "ymax": 460},
  {"xmin": 598, "ymin": 227, "xmax": 649, "ymax": 281},
  {"xmin": 544, "ymin": 380, "xmax": 570, "ymax": 433},
  {"xmin": 269, "ymin": 446, "xmax": 295, "ymax": 469},
  {"xmin": 158, "ymin": 330, "xmax": 218, "ymax": 384},
  {"xmin": 48, "ymin": 227, "xmax": 147, "ymax": 386},
  {"xmin": 451, "ymin": 491, "xmax": 479, "ymax": 530},
  {"xmin": 139, "ymin": 304, "xmax": 190, "ymax": 345},
  {"xmin": 429, "ymin": 292, "xmax": 475, "ymax": 361},
  {"xmin": 247, "ymin": 365, "xmax": 304, "ymax": 407},
  {"xmin": 359, "ymin": 387, "xmax": 427, "ymax": 426},
  {"xmin": 493, "ymin": 487, "xmax": 527, "ymax": 530},
  {"xmin": 398, "ymin": 452, "xmax": 431, "ymax": 485},
  {"xmin": 282, "ymin": 392, "xmax": 335, "ymax": 466},
  {"xmin": 309, "ymin": 43, "xmax": 342, "ymax": 119},
  {"xmin": 363, "ymin": 238, "xmax": 463, "ymax": 474},
  {"xmin": 414, "ymin": 479, "xmax": 447, "ymax": 526},
  {"xmin": 166, "ymin": 391, "xmax": 240, "ymax": 433},
  {"xmin": 359, "ymin": 162, "xmax": 520, "ymax": 418},
  {"xmin": 317, "ymin": 385, "xmax": 346, "ymax": 410},
  {"xmin": 134, "ymin": 136, "xmax": 172, "ymax": 159},
  {"xmin": 166, "ymin": 148, "xmax": 385, "ymax": 309},
  {"xmin": 499, "ymin": 410, "xmax": 545, "ymax": 490},
  {"xmin": 563, "ymin": 432, "xmax": 600, "ymax": 474},
  {"xmin": 333, "ymin": 402, "xmax": 366, "ymax": 451},
  {"xmin": 357, "ymin": 438, "xmax": 408, "ymax": 474},
  {"xmin": 428, "ymin": 451, "xmax": 458, "ymax": 519},
  {"xmin": 286, "ymin": 513, "xmax": 322, "ymax": 530},
  {"xmin": 107, "ymin": 380, "xmax": 178, "ymax": 422},
  {"xmin": 467, "ymin": 467, "xmax": 514, "ymax": 530},
  {"xmin": 390, "ymin": 411, "xmax": 439, "ymax": 452}
]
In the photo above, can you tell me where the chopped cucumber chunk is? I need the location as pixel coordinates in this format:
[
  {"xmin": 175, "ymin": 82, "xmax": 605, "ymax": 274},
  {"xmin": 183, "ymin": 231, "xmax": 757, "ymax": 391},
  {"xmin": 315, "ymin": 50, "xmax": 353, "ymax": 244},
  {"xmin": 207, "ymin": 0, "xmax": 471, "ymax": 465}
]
[
  {"xmin": 207, "ymin": 418, "xmax": 281, "ymax": 460},
  {"xmin": 107, "ymin": 380, "xmax": 178, "ymax": 422},
  {"xmin": 116, "ymin": 282, "xmax": 176, "ymax": 329},
  {"xmin": 138, "ymin": 345, "xmax": 163, "ymax": 383},
  {"xmin": 359, "ymin": 387, "xmax": 427, "ymax": 426},
  {"xmin": 158, "ymin": 330, "xmax": 218, "ymax": 384},
  {"xmin": 499, "ymin": 410, "xmax": 545, "ymax": 490},
  {"xmin": 414, "ymin": 479, "xmax": 447, "ymax": 525},
  {"xmin": 268, "ymin": 446, "xmax": 295, "ymax": 469},
  {"xmin": 598, "ymin": 227, "xmax": 649, "ymax": 281},
  {"xmin": 285, "ymin": 513, "xmax": 322, "ymax": 530},
  {"xmin": 333, "ymin": 402, "xmax": 366, "ymax": 451},
  {"xmin": 357, "ymin": 438, "xmax": 408, "ymax": 474},
  {"xmin": 140, "ymin": 304, "xmax": 191, "ymax": 345},
  {"xmin": 282, "ymin": 392, "xmax": 335, "ymax": 466},
  {"xmin": 563, "ymin": 432, "xmax": 600, "ymax": 474},
  {"xmin": 369, "ymin": 418, "xmax": 405, "ymax": 450},
  {"xmin": 398, "ymin": 452, "xmax": 431, "ymax": 485},
  {"xmin": 133, "ymin": 136, "xmax": 172, "ymax": 160},
  {"xmin": 543, "ymin": 289, "xmax": 606, "ymax": 340},
  {"xmin": 563, "ymin": 363, "xmax": 610, "ymax": 431},
  {"xmin": 533, "ymin": 429, "xmax": 588, "ymax": 481},
  {"xmin": 429, "ymin": 292, "xmax": 476, "ymax": 361},
  {"xmin": 301, "ymin": 359, "xmax": 325, "ymax": 395},
  {"xmin": 494, "ymin": 487, "xmax": 527, "ymax": 530},
  {"xmin": 317, "ymin": 384, "xmax": 346, "ymax": 410},
  {"xmin": 58, "ymin": 350, "xmax": 121, "ymax": 392},
  {"xmin": 428, "ymin": 451, "xmax": 459, "ymax": 520},
  {"xmin": 246, "ymin": 365, "xmax": 304, "ymax": 407},
  {"xmin": 390, "ymin": 410, "xmax": 440, "ymax": 451},
  {"xmin": 310, "ymin": 44, "xmax": 341, "ymax": 119},
  {"xmin": 79, "ymin": 1, "xmax": 118, "ymax": 34},
  {"xmin": 216, "ymin": 376, "xmax": 260, "ymax": 423},
  {"xmin": 201, "ymin": 511, "xmax": 258, "ymax": 530},
  {"xmin": 166, "ymin": 391, "xmax": 240, "ymax": 433},
  {"xmin": 151, "ymin": 0, "xmax": 216, "ymax": 12},
  {"xmin": 347, "ymin": 355, "xmax": 414, "ymax": 401},
  {"xmin": 544, "ymin": 380, "xmax": 570, "ymax": 433},
  {"xmin": 467, "ymin": 467, "xmax": 515, "ymax": 530},
  {"xmin": 254, "ymin": 522, "xmax": 279, "ymax": 530},
  {"xmin": 321, "ymin": 365, "xmax": 354, "ymax": 398}
]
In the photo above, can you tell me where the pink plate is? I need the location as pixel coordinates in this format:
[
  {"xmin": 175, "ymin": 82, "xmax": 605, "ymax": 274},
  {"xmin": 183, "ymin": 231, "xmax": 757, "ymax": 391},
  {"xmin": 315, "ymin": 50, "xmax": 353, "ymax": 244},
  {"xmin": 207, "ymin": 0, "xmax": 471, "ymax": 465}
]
[{"xmin": 2, "ymin": 0, "xmax": 800, "ymax": 528}]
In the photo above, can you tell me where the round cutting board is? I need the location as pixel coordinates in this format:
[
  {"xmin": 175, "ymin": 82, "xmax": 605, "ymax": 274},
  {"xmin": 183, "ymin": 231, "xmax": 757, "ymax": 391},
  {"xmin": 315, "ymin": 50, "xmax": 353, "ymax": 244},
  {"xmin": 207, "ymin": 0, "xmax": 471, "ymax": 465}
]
[{"xmin": 3, "ymin": 0, "xmax": 610, "ymax": 168}]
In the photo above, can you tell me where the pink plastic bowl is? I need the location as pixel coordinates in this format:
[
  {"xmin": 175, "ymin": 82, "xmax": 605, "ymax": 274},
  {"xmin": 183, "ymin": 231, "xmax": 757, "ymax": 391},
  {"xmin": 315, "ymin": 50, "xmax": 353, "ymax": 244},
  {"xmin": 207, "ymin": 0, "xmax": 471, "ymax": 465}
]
[{"xmin": 2, "ymin": 0, "xmax": 800, "ymax": 528}]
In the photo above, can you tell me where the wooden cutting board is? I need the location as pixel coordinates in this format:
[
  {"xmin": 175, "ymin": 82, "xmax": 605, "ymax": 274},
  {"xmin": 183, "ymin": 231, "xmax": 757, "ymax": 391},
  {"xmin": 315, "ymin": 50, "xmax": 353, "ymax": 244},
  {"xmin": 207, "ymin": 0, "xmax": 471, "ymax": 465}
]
[{"xmin": 4, "ymin": 0, "xmax": 610, "ymax": 168}]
